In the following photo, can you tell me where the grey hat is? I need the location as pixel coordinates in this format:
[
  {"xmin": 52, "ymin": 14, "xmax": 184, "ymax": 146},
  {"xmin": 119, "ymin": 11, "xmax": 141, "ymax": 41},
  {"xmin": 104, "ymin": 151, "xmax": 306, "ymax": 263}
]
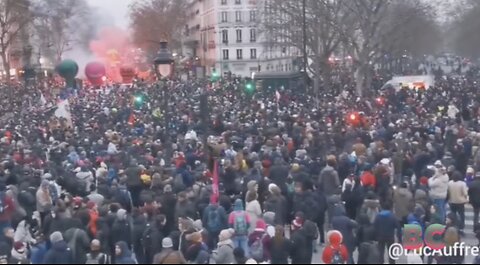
[
  {"xmin": 162, "ymin": 237, "xmax": 173, "ymax": 248},
  {"xmin": 116, "ymin": 209, "xmax": 127, "ymax": 220},
  {"xmin": 164, "ymin": 184, "xmax": 173, "ymax": 193},
  {"xmin": 49, "ymin": 231, "xmax": 63, "ymax": 243}
]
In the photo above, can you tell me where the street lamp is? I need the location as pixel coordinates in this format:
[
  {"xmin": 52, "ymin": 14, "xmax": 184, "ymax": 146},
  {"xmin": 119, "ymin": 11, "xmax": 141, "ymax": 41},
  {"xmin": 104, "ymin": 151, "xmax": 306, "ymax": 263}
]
[
  {"xmin": 153, "ymin": 41, "xmax": 174, "ymax": 162},
  {"xmin": 154, "ymin": 41, "xmax": 174, "ymax": 79}
]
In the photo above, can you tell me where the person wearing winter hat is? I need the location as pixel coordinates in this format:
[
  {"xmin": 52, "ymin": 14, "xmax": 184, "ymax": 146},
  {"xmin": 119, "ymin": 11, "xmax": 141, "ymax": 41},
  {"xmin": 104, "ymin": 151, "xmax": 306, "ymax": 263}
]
[
  {"xmin": 111, "ymin": 209, "xmax": 133, "ymax": 253},
  {"xmin": 115, "ymin": 241, "xmax": 136, "ymax": 264},
  {"xmin": 43, "ymin": 231, "xmax": 74, "ymax": 264},
  {"xmin": 248, "ymin": 219, "xmax": 271, "ymax": 262},
  {"xmin": 264, "ymin": 184, "xmax": 287, "ymax": 226},
  {"xmin": 262, "ymin": 212, "xmax": 276, "ymax": 237},
  {"xmin": 290, "ymin": 213, "xmax": 311, "ymax": 264},
  {"xmin": 184, "ymin": 231, "xmax": 204, "ymax": 263},
  {"xmin": 152, "ymin": 237, "xmax": 186, "ymax": 264},
  {"xmin": 322, "ymin": 230, "xmax": 348, "ymax": 264},
  {"xmin": 229, "ymin": 199, "xmax": 251, "ymax": 256},
  {"xmin": 36, "ymin": 180, "xmax": 52, "ymax": 223},
  {"xmin": 9, "ymin": 241, "xmax": 29, "ymax": 264},
  {"xmin": 212, "ymin": 229, "xmax": 235, "ymax": 264}
]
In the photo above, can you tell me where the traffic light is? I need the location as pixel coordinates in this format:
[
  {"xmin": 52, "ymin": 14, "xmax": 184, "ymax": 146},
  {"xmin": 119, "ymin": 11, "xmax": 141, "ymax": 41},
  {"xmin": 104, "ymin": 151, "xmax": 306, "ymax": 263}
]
[
  {"xmin": 211, "ymin": 69, "xmax": 220, "ymax": 82},
  {"xmin": 135, "ymin": 95, "xmax": 143, "ymax": 103},
  {"xmin": 245, "ymin": 80, "xmax": 255, "ymax": 94}
]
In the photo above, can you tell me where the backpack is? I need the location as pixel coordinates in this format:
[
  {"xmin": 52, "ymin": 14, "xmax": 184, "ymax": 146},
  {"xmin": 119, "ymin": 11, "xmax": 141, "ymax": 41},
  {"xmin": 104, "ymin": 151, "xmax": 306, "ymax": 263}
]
[
  {"xmin": 207, "ymin": 208, "xmax": 222, "ymax": 233},
  {"xmin": 233, "ymin": 212, "xmax": 248, "ymax": 235},
  {"xmin": 86, "ymin": 253, "xmax": 108, "ymax": 264},
  {"xmin": 250, "ymin": 234, "xmax": 266, "ymax": 261},
  {"xmin": 331, "ymin": 248, "xmax": 345, "ymax": 264}
]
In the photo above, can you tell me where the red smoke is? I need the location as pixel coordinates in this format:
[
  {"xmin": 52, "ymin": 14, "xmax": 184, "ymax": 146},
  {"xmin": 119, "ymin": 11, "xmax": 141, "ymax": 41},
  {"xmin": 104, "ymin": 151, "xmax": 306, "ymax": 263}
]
[{"xmin": 89, "ymin": 27, "xmax": 142, "ymax": 82}]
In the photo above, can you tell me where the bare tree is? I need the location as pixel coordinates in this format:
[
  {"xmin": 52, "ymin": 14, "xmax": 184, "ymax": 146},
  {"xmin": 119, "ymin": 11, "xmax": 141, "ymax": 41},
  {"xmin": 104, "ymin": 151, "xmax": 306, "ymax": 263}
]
[
  {"xmin": 0, "ymin": 0, "xmax": 32, "ymax": 81},
  {"xmin": 31, "ymin": 0, "xmax": 93, "ymax": 63},
  {"xmin": 342, "ymin": 0, "xmax": 436, "ymax": 96},
  {"xmin": 129, "ymin": 0, "xmax": 187, "ymax": 56},
  {"xmin": 449, "ymin": 1, "xmax": 480, "ymax": 59},
  {"xmin": 262, "ymin": 0, "xmax": 349, "ymax": 91}
]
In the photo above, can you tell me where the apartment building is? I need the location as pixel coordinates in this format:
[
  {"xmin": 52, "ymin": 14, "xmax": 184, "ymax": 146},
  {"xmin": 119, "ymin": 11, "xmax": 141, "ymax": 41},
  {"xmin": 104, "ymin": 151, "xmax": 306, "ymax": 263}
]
[{"xmin": 183, "ymin": 0, "xmax": 300, "ymax": 77}]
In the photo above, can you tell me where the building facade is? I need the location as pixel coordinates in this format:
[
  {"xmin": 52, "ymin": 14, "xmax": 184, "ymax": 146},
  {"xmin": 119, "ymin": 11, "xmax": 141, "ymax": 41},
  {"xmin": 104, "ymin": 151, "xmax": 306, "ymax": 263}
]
[{"xmin": 182, "ymin": 0, "xmax": 300, "ymax": 78}]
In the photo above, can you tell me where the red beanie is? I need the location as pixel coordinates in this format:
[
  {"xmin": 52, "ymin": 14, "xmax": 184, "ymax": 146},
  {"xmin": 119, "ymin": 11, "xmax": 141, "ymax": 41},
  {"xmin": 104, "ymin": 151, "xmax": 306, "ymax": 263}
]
[
  {"xmin": 420, "ymin": 176, "xmax": 429, "ymax": 186},
  {"xmin": 255, "ymin": 219, "xmax": 267, "ymax": 231},
  {"xmin": 327, "ymin": 230, "xmax": 343, "ymax": 247}
]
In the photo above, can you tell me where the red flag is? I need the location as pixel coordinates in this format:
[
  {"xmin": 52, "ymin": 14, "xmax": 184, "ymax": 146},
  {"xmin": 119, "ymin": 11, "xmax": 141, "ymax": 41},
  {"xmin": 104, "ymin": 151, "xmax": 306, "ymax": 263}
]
[
  {"xmin": 128, "ymin": 113, "xmax": 135, "ymax": 126},
  {"xmin": 212, "ymin": 159, "xmax": 219, "ymax": 203}
]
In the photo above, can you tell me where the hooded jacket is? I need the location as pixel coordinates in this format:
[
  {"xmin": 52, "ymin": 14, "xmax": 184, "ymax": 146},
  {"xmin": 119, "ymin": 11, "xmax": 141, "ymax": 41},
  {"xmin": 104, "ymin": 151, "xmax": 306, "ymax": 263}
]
[
  {"xmin": 115, "ymin": 241, "xmax": 136, "ymax": 264},
  {"xmin": 373, "ymin": 210, "xmax": 398, "ymax": 241},
  {"xmin": 331, "ymin": 204, "xmax": 357, "ymax": 251},
  {"xmin": 318, "ymin": 165, "xmax": 341, "ymax": 196},
  {"xmin": 468, "ymin": 178, "xmax": 480, "ymax": 207},
  {"xmin": 43, "ymin": 241, "xmax": 74, "ymax": 264},
  {"xmin": 228, "ymin": 199, "xmax": 251, "ymax": 234},
  {"xmin": 393, "ymin": 187, "xmax": 414, "ymax": 219}
]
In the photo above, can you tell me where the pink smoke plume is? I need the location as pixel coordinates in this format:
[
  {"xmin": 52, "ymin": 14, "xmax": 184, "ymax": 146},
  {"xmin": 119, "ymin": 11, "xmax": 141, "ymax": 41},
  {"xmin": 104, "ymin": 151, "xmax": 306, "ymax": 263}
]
[{"xmin": 89, "ymin": 27, "xmax": 140, "ymax": 82}]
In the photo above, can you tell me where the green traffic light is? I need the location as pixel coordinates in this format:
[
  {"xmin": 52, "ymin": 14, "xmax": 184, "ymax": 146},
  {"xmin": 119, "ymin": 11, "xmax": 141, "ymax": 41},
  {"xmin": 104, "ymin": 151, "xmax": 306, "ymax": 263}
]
[
  {"xmin": 135, "ymin": 96, "xmax": 143, "ymax": 103},
  {"xmin": 245, "ymin": 83, "xmax": 254, "ymax": 92}
]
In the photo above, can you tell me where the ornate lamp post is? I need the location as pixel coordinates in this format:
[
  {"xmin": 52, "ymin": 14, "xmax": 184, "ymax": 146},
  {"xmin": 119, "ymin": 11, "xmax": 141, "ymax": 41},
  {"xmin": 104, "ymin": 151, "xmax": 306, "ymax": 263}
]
[{"xmin": 153, "ymin": 41, "xmax": 174, "ymax": 161}]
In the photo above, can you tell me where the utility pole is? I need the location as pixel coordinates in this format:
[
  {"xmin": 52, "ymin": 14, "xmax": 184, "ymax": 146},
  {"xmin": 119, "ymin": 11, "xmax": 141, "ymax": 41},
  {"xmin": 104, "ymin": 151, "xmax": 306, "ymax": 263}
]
[{"xmin": 302, "ymin": 0, "xmax": 307, "ymax": 73}]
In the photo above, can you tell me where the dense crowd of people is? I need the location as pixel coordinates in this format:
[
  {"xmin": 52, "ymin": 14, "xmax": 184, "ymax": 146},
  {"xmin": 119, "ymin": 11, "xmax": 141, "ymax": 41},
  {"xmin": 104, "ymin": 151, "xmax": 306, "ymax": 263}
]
[{"xmin": 0, "ymin": 62, "xmax": 480, "ymax": 264}]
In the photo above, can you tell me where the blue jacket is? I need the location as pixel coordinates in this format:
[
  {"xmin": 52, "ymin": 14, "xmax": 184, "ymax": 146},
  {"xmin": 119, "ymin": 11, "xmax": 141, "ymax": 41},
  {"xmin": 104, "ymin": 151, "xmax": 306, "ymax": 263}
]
[
  {"xmin": 116, "ymin": 241, "xmax": 136, "ymax": 264},
  {"xmin": 373, "ymin": 210, "xmax": 398, "ymax": 241}
]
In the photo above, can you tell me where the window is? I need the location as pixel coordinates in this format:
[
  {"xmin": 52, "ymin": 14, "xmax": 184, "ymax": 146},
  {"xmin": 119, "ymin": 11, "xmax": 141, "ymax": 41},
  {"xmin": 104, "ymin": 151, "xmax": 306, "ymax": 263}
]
[
  {"xmin": 235, "ymin": 11, "xmax": 242, "ymax": 22},
  {"xmin": 236, "ymin": 29, "xmax": 242, "ymax": 43},
  {"xmin": 250, "ymin": 28, "xmax": 256, "ymax": 42},
  {"xmin": 250, "ymin": 49, "xmax": 257, "ymax": 59},
  {"xmin": 235, "ymin": 0, "xmax": 241, "ymax": 4},
  {"xmin": 221, "ymin": 11, "xmax": 228, "ymax": 22},
  {"xmin": 236, "ymin": 49, "xmax": 243, "ymax": 59},
  {"xmin": 250, "ymin": 10, "xmax": 256, "ymax": 22},
  {"xmin": 221, "ymin": 0, "xmax": 227, "ymax": 5},
  {"xmin": 222, "ymin": 30, "xmax": 228, "ymax": 43},
  {"xmin": 223, "ymin": 49, "xmax": 229, "ymax": 60}
]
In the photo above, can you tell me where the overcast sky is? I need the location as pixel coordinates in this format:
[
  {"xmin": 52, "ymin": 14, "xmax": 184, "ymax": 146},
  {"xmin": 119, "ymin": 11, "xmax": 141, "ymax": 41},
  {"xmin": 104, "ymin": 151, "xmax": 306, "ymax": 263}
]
[{"xmin": 87, "ymin": 0, "xmax": 133, "ymax": 29}]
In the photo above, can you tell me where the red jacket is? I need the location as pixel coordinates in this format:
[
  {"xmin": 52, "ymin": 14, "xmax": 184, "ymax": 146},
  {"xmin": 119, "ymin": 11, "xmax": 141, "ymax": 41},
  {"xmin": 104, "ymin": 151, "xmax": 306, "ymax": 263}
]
[
  {"xmin": 0, "ymin": 194, "xmax": 15, "ymax": 222},
  {"xmin": 322, "ymin": 244, "xmax": 349, "ymax": 264},
  {"xmin": 361, "ymin": 171, "xmax": 376, "ymax": 188}
]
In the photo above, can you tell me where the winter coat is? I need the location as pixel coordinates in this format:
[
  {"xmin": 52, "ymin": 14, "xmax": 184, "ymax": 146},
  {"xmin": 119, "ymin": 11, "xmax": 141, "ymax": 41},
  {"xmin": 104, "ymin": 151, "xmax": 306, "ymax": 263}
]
[
  {"xmin": 331, "ymin": 205, "xmax": 357, "ymax": 252},
  {"xmin": 414, "ymin": 189, "xmax": 430, "ymax": 212},
  {"xmin": 469, "ymin": 178, "xmax": 480, "ymax": 208},
  {"xmin": 153, "ymin": 249, "xmax": 186, "ymax": 264},
  {"xmin": 264, "ymin": 193, "xmax": 288, "ymax": 225},
  {"xmin": 43, "ymin": 241, "xmax": 74, "ymax": 264},
  {"xmin": 269, "ymin": 164, "xmax": 289, "ymax": 195},
  {"xmin": 428, "ymin": 172, "xmax": 449, "ymax": 200},
  {"xmin": 393, "ymin": 187, "xmax": 414, "ymax": 220},
  {"xmin": 292, "ymin": 191, "xmax": 321, "ymax": 221},
  {"xmin": 373, "ymin": 210, "xmax": 398, "ymax": 241},
  {"xmin": 322, "ymin": 244, "xmax": 349, "ymax": 264},
  {"xmin": 318, "ymin": 165, "xmax": 341, "ymax": 196},
  {"xmin": 14, "ymin": 220, "xmax": 34, "ymax": 244},
  {"xmin": 64, "ymin": 227, "xmax": 90, "ymax": 264},
  {"xmin": 35, "ymin": 188, "xmax": 52, "ymax": 213},
  {"xmin": 246, "ymin": 200, "xmax": 262, "ymax": 234},
  {"xmin": 270, "ymin": 237, "xmax": 291, "ymax": 264},
  {"xmin": 358, "ymin": 199, "xmax": 380, "ymax": 225},
  {"xmin": 290, "ymin": 229, "xmax": 311, "ymax": 264},
  {"xmin": 115, "ymin": 241, "xmax": 136, "ymax": 264},
  {"xmin": 212, "ymin": 239, "xmax": 235, "ymax": 264},
  {"xmin": 448, "ymin": 180, "xmax": 469, "ymax": 204},
  {"xmin": 202, "ymin": 204, "xmax": 228, "ymax": 233},
  {"xmin": 111, "ymin": 219, "xmax": 133, "ymax": 250}
]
